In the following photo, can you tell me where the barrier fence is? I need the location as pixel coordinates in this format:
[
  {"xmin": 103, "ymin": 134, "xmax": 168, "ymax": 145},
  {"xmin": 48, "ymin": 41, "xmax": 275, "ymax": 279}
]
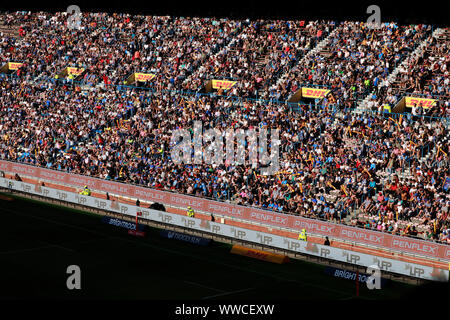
[
  {"xmin": 1, "ymin": 159, "xmax": 449, "ymax": 262},
  {"xmin": 0, "ymin": 176, "xmax": 447, "ymax": 282}
]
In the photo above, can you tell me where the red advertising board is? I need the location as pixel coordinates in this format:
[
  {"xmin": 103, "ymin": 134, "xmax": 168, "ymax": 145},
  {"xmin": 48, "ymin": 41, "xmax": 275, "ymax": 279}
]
[
  {"xmin": 1, "ymin": 160, "xmax": 448, "ymax": 260},
  {"xmin": 0, "ymin": 161, "xmax": 11, "ymax": 171}
]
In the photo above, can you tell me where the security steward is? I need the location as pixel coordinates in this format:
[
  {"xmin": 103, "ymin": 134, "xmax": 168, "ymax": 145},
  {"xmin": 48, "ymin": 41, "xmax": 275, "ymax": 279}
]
[
  {"xmin": 79, "ymin": 185, "xmax": 91, "ymax": 196},
  {"xmin": 298, "ymin": 228, "xmax": 307, "ymax": 241},
  {"xmin": 186, "ymin": 206, "xmax": 195, "ymax": 218}
]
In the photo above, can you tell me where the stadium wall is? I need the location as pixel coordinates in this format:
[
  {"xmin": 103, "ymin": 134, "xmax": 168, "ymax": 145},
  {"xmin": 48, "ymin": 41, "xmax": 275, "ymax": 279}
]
[
  {"xmin": 1, "ymin": 159, "xmax": 449, "ymax": 263},
  {"xmin": 0, "ymin": 176, "xmax": 448, "ymax": 282}
]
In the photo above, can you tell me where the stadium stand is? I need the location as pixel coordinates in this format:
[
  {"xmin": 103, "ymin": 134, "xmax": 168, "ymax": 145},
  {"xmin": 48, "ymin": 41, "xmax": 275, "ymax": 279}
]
[
  {"xmin": 0, "ymin": 11, "xmax": 448, "ymax": 245},
  {"xmin": 185, "ymin": 20, "xmax": 335, "ymax": 99},
  {"xmin": 270, "ymin": 22, "xmax": 433, "ymax": 108}
]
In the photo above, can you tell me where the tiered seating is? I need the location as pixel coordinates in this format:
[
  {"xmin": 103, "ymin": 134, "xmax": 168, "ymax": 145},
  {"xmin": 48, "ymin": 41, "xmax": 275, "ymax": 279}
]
[
  {"xmin": 270, "ymin": 22, "xmax": 432, "ymax": 109},
  {"xmin": 380, "ymin": 28, "xmax": 449, "ymax": 118},
  {"xmin": 0, "ymin": 11, "xmax": 448, "ymax": 244}
]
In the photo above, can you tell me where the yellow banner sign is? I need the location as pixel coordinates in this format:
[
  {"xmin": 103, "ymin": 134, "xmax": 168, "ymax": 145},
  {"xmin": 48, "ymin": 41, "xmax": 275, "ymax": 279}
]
[
  {"xmin": 135, "ymin": 73, "xmax": 156, "ymax": 82},
  {"xmin": 7, "ymin": 62, "xmax": 23, "ymax": 70},
  {"xmin": 211, "ymin": 80, "xmax": 237, "ymax": 90},
  {"xmin": 301, "ymin": 87, "xmax": 330, "ymax": 99},
  {"xmin": 405, "ymin": 97, "xmax": 436, "ymax": 109},
  {"xmin": 67, "ymin": 67, "xmax": 85, "ymax": 77}
]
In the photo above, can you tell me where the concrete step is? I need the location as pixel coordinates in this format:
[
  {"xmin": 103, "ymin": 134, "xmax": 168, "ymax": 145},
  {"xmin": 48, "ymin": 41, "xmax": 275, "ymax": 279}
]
[
  {"xmin": 271, "ymin": 27, "xmax": 340, "ymax": 91},
  {"xmin": 352, "ymin": 28, "xmax": 438, "ymax": 115}
]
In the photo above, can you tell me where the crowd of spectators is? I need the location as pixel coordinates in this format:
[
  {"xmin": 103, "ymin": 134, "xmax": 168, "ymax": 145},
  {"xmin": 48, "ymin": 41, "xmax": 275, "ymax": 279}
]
[
  {"xmin": 186, "ymin": 20, "xmax": 335, "ymax": 98},
  {"xmin": 0, "ymin": 77, "xmax": 448, "ymax": 243},
  {"xmin": 1, "ymin": 11, "xmax": 446, "ymax": 114},
  {"xmin": 0, "ymin": 11, "xmax": 449, "ymax": 244},
  {"xmin": 268, "ymin": 22, "xmax": 433, "ymax": 108},
  {"xmin": 374, "ymin": 31, "xmax": 449, "ymax": 118},
  {"xmin": 0, "ymin": 12, "xmax": 242, "ymax": 90}
]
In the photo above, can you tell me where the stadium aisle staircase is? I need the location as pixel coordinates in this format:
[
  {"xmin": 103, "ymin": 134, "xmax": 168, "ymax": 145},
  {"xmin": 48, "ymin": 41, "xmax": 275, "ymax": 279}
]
[
  {"xmin": 270, "ymin": 27, "xmax": 339, "ymax": 94},
  {"xmin": 354, "ymin": 27, "xmax": 445, "ymax": 115},
  {"xmin": 181, "ymin": 24, "xmax": 245, "ymax": 89}
]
